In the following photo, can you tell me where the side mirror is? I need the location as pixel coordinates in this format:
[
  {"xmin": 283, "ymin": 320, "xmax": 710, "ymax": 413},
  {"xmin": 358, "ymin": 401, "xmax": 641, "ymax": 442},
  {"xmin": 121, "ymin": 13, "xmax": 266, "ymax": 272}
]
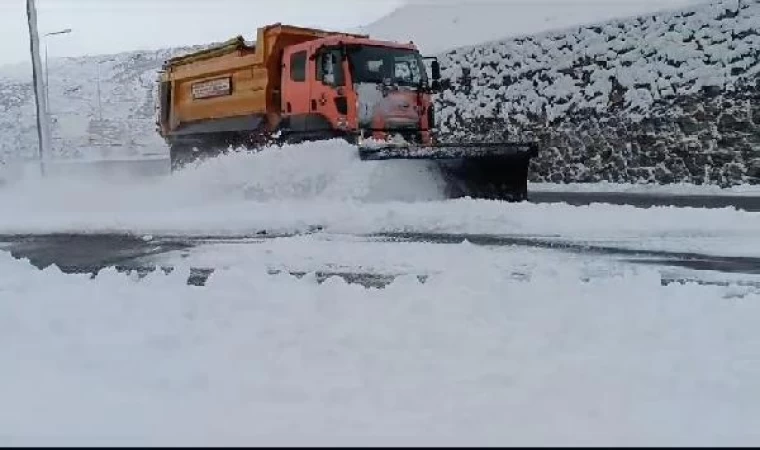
[{"xmin": 431, "ymin": 60, "xmax": 441, "ymax": 81}]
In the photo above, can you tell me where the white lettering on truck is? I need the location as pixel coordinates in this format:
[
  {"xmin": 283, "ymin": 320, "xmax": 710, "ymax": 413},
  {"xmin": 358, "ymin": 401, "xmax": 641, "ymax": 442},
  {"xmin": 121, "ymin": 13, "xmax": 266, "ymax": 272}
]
[{"xmin": 192, "ymin": 77, "xmax": 232, "ymax": 100}]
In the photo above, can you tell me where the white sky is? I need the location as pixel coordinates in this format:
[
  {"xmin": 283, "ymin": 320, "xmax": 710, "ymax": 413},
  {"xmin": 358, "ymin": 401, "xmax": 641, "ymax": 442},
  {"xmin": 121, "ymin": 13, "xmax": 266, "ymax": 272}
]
[
  {"xmin": 0, "ymin": 0, "xmax": 404, "ymax": 66},
  {"xmin": 0, "ymin": 0, "xmax": 706, "ymax": 67}
]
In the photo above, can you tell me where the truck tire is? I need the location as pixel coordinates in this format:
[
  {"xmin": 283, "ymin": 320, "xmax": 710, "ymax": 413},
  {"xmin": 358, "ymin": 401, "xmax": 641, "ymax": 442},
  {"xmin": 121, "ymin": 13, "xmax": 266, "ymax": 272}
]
[{"xmin": 170, "ymin": 143, "xmax": 196, "ymax": 171}]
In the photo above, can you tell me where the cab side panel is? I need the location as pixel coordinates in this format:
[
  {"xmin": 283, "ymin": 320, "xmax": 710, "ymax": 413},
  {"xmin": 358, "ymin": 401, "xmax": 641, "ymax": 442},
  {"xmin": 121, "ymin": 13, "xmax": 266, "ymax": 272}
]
[{"xmin": 280, "ymin": 43, "xmax": 341, "ymax": 139}]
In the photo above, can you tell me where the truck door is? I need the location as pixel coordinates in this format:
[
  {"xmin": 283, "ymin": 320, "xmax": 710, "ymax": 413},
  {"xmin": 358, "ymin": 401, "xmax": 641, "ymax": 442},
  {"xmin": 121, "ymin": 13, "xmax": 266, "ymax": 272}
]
[
  {"xmin": 281, "ymin": 45, "xmax": 311, "ymax": 121},
  {"xmin": 312, "ymin": 46, "xmax": 353, "ymax": 133}
]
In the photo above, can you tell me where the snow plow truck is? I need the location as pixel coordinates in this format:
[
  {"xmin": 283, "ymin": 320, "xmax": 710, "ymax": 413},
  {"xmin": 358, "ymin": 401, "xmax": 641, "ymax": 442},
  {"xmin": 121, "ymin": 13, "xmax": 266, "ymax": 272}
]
[{"xmin": 156, "ymin": 23, "xmax": 539, "ymax": 201}]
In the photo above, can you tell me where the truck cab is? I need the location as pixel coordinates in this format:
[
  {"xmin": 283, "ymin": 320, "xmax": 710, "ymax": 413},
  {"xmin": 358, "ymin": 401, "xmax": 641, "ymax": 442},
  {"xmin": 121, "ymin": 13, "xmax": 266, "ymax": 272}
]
[{"xmin": 279, "ymin": 36, "xmax": 440, "ymax": 145}]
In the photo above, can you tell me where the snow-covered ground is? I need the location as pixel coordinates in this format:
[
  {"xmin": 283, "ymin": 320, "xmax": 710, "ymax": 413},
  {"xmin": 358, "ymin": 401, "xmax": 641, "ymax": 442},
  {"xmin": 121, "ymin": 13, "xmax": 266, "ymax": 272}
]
[
  {"xmin": 3, "ymin": 236, "xmax": 760, "ymax": 446},
  {"xmin": 361, "ymin": 0, "xmax": 700, "ymax": 55}
]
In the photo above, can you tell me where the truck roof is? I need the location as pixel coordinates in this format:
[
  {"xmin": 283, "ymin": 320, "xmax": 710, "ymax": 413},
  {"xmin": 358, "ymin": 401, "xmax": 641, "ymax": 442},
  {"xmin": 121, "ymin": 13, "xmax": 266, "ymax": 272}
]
[
  {"xmin": 162, "ymin": 23, "xmax": 417, "ymax": 70},
  {"xmin": 164, "ymin": 36, "xmax": 255, "ymax": 69}
]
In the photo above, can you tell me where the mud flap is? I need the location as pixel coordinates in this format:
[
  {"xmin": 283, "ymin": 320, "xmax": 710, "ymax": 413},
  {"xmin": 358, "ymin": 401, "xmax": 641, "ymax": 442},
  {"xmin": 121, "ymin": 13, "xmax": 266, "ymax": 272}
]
[{"xmin": 357, "ymin": 142, "xmax": 539, "ymax": 202}]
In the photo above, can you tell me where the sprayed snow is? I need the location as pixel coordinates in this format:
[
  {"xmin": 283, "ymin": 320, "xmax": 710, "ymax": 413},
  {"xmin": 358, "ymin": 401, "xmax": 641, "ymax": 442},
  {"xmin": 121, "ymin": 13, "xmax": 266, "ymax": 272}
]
[
  {"xmin": 1, "ymin": 140, "xmax": 760, "ymax": 258},
  {"xmin": 0, "ymin": 139, "xmax": 447, "ymax": 209}
]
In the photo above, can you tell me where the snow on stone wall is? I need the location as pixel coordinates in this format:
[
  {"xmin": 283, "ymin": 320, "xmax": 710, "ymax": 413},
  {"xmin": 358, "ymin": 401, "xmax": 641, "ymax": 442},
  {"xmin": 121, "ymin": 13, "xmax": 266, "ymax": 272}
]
[{"xmin": 435, "ymin": 0, "xmax": 760, "ymax": 186}]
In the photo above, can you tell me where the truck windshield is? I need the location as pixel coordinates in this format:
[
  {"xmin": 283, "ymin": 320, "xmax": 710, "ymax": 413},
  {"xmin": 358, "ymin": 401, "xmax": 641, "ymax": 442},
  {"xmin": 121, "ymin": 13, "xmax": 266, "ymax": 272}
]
[{"xmin": 347, "ymin": 46, "xmax": 428, "ymax": 88}]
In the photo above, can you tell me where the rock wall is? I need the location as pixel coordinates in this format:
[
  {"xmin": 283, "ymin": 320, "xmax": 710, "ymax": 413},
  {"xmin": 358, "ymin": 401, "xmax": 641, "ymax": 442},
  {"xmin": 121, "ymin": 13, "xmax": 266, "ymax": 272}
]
[{"xmin": 435, "ymin": 0, "xmax": 760, "ymax": 186}]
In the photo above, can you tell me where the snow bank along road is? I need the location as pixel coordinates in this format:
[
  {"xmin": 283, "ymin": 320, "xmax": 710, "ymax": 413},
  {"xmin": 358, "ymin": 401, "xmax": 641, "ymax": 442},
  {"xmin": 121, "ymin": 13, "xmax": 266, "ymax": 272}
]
[{"xmin": 3, "ymin": 142, "xmax": 760, "ymax": 445}]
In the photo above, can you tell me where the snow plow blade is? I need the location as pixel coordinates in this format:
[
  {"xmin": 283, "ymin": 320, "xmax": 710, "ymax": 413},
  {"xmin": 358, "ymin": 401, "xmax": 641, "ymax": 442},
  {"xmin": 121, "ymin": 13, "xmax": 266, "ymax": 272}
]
[{"xmin": 358, "ymin": 141, "xmax": 539, "ymax": 202}]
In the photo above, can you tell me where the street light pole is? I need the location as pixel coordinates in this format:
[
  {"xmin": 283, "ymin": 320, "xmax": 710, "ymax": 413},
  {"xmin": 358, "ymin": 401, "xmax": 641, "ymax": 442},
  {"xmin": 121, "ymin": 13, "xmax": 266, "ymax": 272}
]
[
  {"xmin": 43, "ymin": 29, "xmax": 72, "ymax": 117},
  {"xmin": 26, "ymin": 0, "xmax": 52, "ymax": 176},
  {"xmin": 45, "ymin": 40, "xmax": 49, "ymax": 111},
  {"xmin": 96, "ymin": 62, "xmax": 103, "ymax": 121}
]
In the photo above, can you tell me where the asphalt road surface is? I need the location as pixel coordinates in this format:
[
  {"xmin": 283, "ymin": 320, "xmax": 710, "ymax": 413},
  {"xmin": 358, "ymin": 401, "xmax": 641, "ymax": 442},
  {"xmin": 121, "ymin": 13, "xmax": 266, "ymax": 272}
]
[
  {"xmin": 3, "ymin": 183, "xmax": 759, "ymax": 287},
  {"xmin": 3, "ymin": 232, "xmax": 759, "ymax": 288}
]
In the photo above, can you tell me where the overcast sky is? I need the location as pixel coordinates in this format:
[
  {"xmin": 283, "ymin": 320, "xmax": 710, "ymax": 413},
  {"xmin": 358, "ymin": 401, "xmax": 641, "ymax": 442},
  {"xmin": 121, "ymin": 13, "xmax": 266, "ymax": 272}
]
[
  {"xmin": 0, "ymin": 0, "xmax": 404, "ymax": 66},
  {"xmin": 0, "ymin": 0, "xmax": 704, "ymax": 67}
]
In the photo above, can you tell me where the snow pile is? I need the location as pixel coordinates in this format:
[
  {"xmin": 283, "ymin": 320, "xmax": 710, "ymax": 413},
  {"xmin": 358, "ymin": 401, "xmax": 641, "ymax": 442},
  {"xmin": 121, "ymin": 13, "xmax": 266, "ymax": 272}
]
[
  {"xmin": 3, "ymin": 249, "xmax": 760, "ymax": 446},
  {"xmin": 361, "ymin": 0, "xmax": 697, "ymax": 56}
]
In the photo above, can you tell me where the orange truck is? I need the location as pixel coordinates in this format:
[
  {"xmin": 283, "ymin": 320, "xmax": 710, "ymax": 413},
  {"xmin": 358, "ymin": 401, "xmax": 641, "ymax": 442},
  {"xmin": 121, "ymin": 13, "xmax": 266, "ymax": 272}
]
[{"xmin": 156, "ymin": 23, "xmax": 538, "ymax": 200}]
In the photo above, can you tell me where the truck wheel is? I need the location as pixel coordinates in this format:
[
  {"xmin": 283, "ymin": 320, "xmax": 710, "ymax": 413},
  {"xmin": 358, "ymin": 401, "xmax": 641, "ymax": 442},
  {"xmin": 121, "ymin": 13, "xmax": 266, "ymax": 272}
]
[{"xmin": 170, "ymin": 143, "xmax": 195, "ymax": 171}]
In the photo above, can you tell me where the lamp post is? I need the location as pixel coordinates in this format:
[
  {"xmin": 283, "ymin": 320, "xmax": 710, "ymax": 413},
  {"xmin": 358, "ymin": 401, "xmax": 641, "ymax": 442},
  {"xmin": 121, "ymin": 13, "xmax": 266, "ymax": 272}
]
[
  {"xmin": 26, "ymin": 0, "xmax": 51, "ymax": 176},
  {"xmin": 43, "ymin": 28, "xmax": 72, "ymax": 115}
]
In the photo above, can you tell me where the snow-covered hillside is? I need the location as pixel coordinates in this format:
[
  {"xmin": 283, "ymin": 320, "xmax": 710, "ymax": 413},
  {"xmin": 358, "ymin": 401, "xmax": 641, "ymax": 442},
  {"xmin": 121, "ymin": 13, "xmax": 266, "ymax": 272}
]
[
  {"xmin": 0, "ymin": 45, "xmax": 202, "ymax": 165},
  {"xmin": 360, "ymin": 0, "xmax": 699, "ymax": 55},
  {"xmin": 435, "ymin": 0, "xmax": 760, "ymax": 186}
]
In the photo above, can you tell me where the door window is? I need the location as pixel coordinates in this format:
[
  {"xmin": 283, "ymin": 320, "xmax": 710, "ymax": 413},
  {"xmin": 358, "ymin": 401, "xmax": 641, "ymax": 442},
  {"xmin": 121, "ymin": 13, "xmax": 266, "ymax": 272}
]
[
  {"xmin": 290, "ymin": 51, "xmax": 307, "ymax": 82},
  {"xmin": 317, "ymin": 49, "xmax": 345, "ymax": 87}
]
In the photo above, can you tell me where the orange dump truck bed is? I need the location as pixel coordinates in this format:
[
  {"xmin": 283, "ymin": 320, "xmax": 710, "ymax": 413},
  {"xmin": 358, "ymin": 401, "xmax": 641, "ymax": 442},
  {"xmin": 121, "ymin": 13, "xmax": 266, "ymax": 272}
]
[{"xmin": 157, "ymin": 23, "xmax": 367, "ymax": 137}]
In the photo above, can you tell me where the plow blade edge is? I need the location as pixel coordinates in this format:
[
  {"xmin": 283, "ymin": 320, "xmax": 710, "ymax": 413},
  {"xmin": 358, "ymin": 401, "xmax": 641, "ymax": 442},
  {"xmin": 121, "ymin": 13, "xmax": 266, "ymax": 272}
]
[{"xmin": 358, "ymin": 142, "xmax": 539, "ymax": 202}]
